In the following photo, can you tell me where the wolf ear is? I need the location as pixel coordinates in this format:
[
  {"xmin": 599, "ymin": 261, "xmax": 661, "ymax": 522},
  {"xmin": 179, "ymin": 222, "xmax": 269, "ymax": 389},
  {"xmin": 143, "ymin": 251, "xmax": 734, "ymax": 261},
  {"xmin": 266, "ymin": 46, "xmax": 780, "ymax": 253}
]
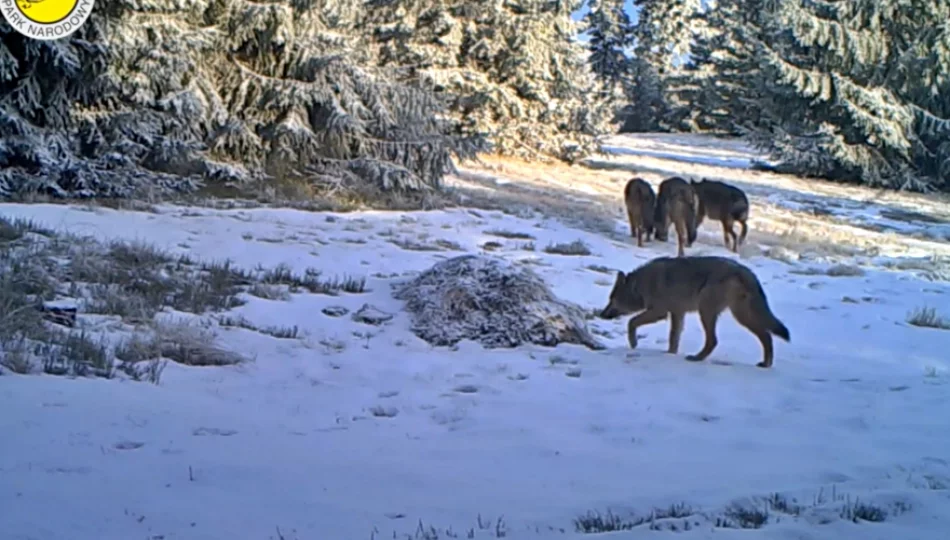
[{"xmin": 615, "ymin": 270, "xmax": 625, "ymax": 284}]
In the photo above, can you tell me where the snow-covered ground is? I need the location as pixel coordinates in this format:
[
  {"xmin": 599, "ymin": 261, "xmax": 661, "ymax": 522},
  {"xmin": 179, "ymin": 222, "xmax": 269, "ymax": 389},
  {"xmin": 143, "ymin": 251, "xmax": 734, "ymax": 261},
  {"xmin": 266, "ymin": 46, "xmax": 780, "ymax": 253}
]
[
  {"xmin": 601, "ymin": 133, "xmax": 767, "ymax": 170},
  {"xmin": 2, "ymin": 198, "xmax": 950, "ymax": 540},
  {"xmin": 595, "ymin": 133, "xmax": 950, "ymax": 244}
]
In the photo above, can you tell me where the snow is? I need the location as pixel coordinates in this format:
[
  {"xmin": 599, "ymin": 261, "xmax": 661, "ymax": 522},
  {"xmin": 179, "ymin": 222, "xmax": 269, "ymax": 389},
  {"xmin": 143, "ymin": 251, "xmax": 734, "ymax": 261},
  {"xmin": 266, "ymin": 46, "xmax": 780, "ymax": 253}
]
[
  {"xmin": 600, "ymin": 133, "xmax": 768, "ymax": 170},
  {"xmin": 2, "ymin": 200, "xmax": 950, "ymax": 540},
  {"xmin": 598, "ymin": 133, "xmax": 950, "ymax": 244}
]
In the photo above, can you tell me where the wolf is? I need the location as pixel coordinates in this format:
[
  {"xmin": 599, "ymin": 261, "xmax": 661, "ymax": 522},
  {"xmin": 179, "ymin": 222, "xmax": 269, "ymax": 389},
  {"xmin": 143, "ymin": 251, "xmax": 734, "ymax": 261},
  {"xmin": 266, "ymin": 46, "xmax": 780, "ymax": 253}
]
[
  {"xmin": 623, "ymin": 177, "xmax": 656, "ymax": 248},
  {"xmin": 653, "ymin": 176, "xmax": 699, "ymax": 257},
  {"xmin": 691, "ymin": 178, "xmax": 750, "ymax": 253},
  {"xmin": 598, "ymin": 256, "xmax": 790, "ymax": 368}
]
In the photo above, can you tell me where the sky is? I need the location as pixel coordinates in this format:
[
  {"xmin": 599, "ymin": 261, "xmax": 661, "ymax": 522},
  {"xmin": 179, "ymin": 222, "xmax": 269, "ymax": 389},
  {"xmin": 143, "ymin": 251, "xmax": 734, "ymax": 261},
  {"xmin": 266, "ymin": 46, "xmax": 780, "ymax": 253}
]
[
  {"xmin": 572, "ymin": 0, "xmax": 702, "ymax": 65},
  {"xmin": 571, "ymin": 0, "xmax": 636, "ymax": 22},
  {"xmin": 572, "ymin": 0, "xmax": 640, "ymax": 40}
]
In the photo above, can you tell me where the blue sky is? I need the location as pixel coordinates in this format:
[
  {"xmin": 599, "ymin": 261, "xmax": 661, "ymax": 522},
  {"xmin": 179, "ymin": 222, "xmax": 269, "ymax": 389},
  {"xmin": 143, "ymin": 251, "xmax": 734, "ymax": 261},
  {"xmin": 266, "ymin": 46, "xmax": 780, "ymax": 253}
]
[
  {"xmin": 571, "ymin": 0, "xmax": 712, "ymax": 44},
  {"xmin": 572, "ymin": 0, "xmax": 640, "ymax": 41},
  {"xmin": 572, "ymin": 0, "xmax": 640, "ymax": 23},
  {"xmin": 570, "ymin": 0, "xmax": 708, "ymax": 65}
]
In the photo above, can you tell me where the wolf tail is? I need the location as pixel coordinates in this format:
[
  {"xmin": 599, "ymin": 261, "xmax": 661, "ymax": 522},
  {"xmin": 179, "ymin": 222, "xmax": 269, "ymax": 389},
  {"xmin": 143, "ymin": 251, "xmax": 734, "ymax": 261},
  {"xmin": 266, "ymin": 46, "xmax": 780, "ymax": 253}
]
[{"xmin": 746, "ymin": 276, "xmax": 790, "ymax": 341}]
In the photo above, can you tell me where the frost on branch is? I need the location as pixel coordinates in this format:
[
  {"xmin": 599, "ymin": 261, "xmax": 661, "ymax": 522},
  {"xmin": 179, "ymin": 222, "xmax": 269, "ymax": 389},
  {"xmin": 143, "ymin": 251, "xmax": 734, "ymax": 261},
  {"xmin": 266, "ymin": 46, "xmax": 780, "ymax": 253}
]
[
  {"xmin": 393, "ymin": 255, "xmax": 605, "ymax": 351},
  {"xmin": 675, "ymin": 0, "xmax": 949, "ymax": 191},
  {"xmin": 0, "ymin": 0, "xmax": 482, "ymax": 200},
  {"xmin": 745, "ymin": 0, "xmax": 950, "ymax": 192},
  {"xmin": 364, "ymin": 0, "xmax": 610, "ymax": 163}
]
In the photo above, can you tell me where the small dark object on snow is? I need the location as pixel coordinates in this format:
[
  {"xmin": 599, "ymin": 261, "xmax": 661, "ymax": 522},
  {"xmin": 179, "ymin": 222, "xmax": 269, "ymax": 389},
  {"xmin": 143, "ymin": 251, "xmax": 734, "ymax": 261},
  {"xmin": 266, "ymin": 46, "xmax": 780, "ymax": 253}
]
[
  {"xmin": 322, "ymin": 305, "xmax": 349, "ymax": 317},
  {"xmin": 352, "ymin": 304, "xmax": 394, "ymax": 325},
  {"xmin": 392, "ymin": 255, "xmax": 604, "ymax": 350},
  {"xmin": 38, "ymin": 302, "xmax": 78, "ymax": 328}
]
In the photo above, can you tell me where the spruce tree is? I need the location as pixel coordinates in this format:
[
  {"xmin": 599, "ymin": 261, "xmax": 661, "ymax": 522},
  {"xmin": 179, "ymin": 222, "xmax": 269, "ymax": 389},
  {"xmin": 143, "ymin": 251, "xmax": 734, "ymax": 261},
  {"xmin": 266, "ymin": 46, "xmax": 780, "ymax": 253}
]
[
  {"xmin": 632, "ymin": 0, "xmax": 702, "ymax": 76},
  {"xmin": 746, "ymin": 0, "xmax": 950, "ymax": 192},
  {"xmin": 584, "ymin": 0, "xmax": 633, "ymax": 94},
  {"xmin": 364, "ymin": 0, "xmax": 610, "ymax": 162},
  {"xmin": 0, "ymin": 0, "xmax": 477, "ymax": 199},
  {"xmin": 670, "ymin": 0, "xmax": 769, "ymax": 134},
  {"xmin": 619, "ymin": 58, "xmax": 666, "ymax": 132},
  {"xmin": 624, "ymin": 0, "xmax": 704, "ymax": 132},
  {"xmin": 0, "ymin": 15, "xmax": 161, "ymax": 198},
  {"xmin": 583, "ymin": 0, "xmax": 636, "ymax": 128}
]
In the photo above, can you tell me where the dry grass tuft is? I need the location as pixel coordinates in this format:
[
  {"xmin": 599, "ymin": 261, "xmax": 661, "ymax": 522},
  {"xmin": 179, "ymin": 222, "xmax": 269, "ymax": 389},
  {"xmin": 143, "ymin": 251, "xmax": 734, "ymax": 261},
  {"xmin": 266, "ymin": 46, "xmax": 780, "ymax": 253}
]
[
  {"xmin": 248, "ymin": 283, "xmax": 291, "ymax": 301},
  {"xmin": 543, "ymin": 240, "xmax": 592, "ymax": 256},
  {"xmin": 906, "ymin": 306, "xmax": 950, "ymax": 330},
  {"xmin": 151, "ymin": 320, "xmax": 248, "ymax": 366},
  {"xmin": 484, "ymin": 228, "xmax": 536, "ymax": 240},
  {"xmin": 825, "ymin": 264, "xmax": 865, "ymax": 277}
]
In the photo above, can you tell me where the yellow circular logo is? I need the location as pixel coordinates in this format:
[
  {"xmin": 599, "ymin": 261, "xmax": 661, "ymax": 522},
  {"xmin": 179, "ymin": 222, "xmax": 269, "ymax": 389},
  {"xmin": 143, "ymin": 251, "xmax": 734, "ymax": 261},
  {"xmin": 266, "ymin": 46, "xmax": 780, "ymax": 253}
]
[
  {"xmin": 1, "ymin": 0, "xmax": 95, "ymax": 41},
  {"xmin": 17, "ymin": 0, "xmax": 76, "ymax": 24}
]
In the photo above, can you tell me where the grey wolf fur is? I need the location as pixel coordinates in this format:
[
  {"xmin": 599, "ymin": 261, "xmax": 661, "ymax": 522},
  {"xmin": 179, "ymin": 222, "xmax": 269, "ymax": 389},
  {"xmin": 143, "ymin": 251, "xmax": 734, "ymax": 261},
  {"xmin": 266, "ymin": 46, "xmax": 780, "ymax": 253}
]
[
  {"xmin": 598, "ymin": 255, "xmax": 790, "ymax": 368},
  {"xmin": 691, "ymin": 178, "xmax": 750, "ymax": 252},
  {"xmin": 653, "ymin": 176, "xmax": 699, "ymax": 257},
  {"xmin": 623, "ymin": 177, "xmax": 657, "ymax": 248}
]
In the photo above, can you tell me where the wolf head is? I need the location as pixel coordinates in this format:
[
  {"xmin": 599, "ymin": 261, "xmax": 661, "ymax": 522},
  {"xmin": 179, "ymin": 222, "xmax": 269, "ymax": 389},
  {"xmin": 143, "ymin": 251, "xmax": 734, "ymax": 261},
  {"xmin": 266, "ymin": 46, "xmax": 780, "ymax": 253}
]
[{"xmin": 598, "ymin": 271, "xmax": 645, "ymax": 319}]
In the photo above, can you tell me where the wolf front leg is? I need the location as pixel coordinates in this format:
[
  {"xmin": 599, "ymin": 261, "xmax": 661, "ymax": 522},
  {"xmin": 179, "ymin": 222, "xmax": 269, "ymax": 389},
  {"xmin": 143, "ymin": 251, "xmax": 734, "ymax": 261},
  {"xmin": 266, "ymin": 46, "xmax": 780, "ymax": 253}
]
[
  {"xmin": 667, "ymin": 311, "xmax": 685, "ymax": 354},
  {"xmin": 626, "ymin": 308, "xmax": 668, "ymax": 349}
]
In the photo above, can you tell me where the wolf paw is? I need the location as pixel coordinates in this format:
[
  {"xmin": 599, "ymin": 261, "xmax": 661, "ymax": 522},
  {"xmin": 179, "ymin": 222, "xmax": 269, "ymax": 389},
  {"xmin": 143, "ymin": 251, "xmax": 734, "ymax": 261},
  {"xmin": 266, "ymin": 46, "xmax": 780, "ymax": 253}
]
[
  {"xmin": 755, "ymin": 361, "xmax": 771, "ymax": 369},
  {"xmin": 685, "ymin": 354, "xmax": 704, "ymax": 362}
]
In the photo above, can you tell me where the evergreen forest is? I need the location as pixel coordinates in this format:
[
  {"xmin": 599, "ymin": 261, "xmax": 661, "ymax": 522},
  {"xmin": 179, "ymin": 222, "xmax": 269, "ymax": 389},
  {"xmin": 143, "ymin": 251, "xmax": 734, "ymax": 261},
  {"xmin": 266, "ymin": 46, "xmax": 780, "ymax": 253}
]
[{"xmin": 1, "ymin": 0, "xmax": 947, "ymax": 199}]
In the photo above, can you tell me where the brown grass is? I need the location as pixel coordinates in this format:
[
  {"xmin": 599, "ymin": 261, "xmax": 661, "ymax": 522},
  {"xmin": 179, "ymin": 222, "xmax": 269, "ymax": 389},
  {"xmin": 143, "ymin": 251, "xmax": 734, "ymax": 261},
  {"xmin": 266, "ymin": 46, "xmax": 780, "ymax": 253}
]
[{"xmin": 451, "ymin": 142, "xmax": 950, "ymax": 279}]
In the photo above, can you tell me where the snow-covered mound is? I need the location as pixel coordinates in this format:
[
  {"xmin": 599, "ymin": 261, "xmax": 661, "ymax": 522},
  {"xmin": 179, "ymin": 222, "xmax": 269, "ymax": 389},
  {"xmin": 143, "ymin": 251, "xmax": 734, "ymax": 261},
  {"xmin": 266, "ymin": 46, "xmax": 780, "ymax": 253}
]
[{"xmin": 393, "ymin": 255, "xmax": 604, "ymax": 350}]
